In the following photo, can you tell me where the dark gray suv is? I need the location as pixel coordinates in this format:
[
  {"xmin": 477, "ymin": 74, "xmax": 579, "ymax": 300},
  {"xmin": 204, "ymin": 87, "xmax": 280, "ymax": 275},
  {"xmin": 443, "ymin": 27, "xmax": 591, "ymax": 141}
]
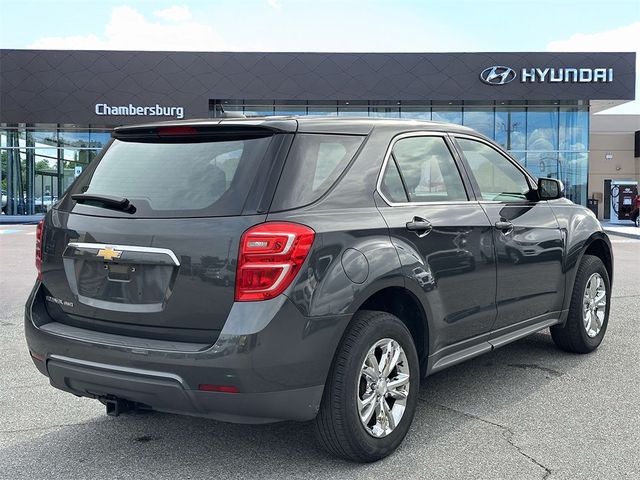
[{"xmin": 26, "ymin": 117, "xmax": 612, "ymax": 462}]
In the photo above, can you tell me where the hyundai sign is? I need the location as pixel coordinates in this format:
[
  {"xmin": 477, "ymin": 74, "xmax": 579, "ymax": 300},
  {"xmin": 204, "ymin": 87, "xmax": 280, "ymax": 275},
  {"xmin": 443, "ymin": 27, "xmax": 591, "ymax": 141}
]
[{"xmin": 481, "ymin": 66, "xmax": 614, "ymax": 85}]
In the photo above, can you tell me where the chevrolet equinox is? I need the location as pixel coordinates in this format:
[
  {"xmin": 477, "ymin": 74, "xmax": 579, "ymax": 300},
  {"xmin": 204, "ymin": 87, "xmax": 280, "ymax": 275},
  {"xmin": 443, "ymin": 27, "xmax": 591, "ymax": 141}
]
[{"xmin": 26, "ymin": 117, "xmax": 612, "ymax": 462}]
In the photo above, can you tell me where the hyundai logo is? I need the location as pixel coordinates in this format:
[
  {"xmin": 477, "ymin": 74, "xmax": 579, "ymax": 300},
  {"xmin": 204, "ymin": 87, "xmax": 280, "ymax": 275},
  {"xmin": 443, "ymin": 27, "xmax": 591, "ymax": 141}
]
[{"xmin": 480, "ymin": 66, "xmax": 517, "ymax": 85}]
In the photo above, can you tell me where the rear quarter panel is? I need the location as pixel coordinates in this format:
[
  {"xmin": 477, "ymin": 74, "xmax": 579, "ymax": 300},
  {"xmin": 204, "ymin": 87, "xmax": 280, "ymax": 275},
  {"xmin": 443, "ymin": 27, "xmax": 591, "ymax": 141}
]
[
  {"xmin": 267, "ymin": 124, "xmax": 405, "ymax": 318},
  {"xmin": 269, "ymin": 206, "xmax": 403, "ymax": 317}
]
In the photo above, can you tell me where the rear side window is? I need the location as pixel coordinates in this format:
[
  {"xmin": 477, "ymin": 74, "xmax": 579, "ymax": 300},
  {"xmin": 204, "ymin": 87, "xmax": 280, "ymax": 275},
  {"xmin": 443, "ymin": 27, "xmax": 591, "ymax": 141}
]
[
  {"xmin": 74, "ymin": 135, "xmax": 274, "ymax": 217},
  {"xmin": 270, "ymin": 134, "xmax": 364, "ymax": 210}
]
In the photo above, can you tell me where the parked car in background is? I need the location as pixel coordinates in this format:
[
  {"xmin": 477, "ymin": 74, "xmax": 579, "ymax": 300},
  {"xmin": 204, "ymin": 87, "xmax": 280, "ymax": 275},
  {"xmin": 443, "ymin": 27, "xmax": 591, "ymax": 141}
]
[
  {"xmin": 34, "ymin": 195, "xmax": 58, "ymax": 213},
  {"xmin": 26, "ymin": 117, "xmax": 613, "ymax": 462},
  {"xmin": 1, "ymin": 190, "xmax": 6, "ymax": 213}
]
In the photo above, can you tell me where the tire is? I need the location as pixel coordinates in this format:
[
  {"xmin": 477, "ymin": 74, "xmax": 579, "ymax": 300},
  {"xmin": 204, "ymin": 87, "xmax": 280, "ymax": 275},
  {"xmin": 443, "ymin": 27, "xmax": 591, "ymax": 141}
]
[
  {"xmin": 550, "ymin": 255, "xmax": 611, "ymax": 353},
  {"xmin": 314, "ymin": 310, "xmax": 419, "ymax": 462}
]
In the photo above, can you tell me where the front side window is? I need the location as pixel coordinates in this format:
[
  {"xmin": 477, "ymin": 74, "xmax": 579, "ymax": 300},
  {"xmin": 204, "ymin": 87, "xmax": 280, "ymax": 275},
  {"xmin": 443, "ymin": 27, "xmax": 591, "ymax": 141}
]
[
  {"xmin": 381, "ymin": 135, "xmax": 467, "ymax": 203},
  {"xmin": 456, "ymin": 137, "xmax": 531, "ymax": 202}
]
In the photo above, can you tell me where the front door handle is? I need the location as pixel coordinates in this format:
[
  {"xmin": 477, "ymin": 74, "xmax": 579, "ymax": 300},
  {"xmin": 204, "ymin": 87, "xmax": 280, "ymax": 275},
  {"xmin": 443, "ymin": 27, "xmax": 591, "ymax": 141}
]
[
  {"xmin": 406, "ymin": 217, "xmax": 432, "ymax": 237},
  {"xmin": 495, "ymin": 220, "xmax": 514, "ymax": 234}
]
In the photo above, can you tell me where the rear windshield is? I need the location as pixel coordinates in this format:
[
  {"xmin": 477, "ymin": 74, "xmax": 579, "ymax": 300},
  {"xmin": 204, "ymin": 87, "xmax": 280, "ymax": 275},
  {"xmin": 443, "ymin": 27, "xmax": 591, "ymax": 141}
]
[
  {"xmin": 270, "ymin": 134, "xmax": 364, "ymax": 210},
  {"xmin": 73, "ymin": 135, "xmax": 274, "ymax": 217}
]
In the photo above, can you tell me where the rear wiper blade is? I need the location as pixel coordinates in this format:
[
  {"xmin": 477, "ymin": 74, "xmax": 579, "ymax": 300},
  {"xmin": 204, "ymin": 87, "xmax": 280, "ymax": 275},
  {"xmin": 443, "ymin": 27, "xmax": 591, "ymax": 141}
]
[{"xmin": 71, "ymin": 193, "xmax": 134, "ymax": 212}]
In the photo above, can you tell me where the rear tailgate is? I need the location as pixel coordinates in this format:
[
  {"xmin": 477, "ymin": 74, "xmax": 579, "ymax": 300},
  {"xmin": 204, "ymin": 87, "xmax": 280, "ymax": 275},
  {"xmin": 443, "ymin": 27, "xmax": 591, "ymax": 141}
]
[
  {"xmin": 42, "ymin": 212, "xmax": 265, "ymax": 343},
  {"xmin": 40, "ymin": 125, "xmax": 293, "ymax": 343}
]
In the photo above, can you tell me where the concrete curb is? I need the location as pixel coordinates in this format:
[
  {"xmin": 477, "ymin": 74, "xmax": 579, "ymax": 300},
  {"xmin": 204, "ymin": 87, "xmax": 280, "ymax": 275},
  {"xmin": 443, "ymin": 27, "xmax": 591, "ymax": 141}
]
[
  {"xmin": 602, "ymin": 229, "xmax": 640, "ymax": 240},
  {"xmin": 0, "ymin": 215, "xmax": 44, "ymax": 225}
]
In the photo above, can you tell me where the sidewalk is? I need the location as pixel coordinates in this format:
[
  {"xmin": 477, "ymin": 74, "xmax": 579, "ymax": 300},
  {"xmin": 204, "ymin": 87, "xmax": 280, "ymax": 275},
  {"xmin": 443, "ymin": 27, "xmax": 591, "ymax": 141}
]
[
  {"xmin": 600, "ymin": 222, "xmax": 640, "ymax": 240},
  {"xmin": 0, "ymin": 214, "xmax": 44, "ymax": 225}
]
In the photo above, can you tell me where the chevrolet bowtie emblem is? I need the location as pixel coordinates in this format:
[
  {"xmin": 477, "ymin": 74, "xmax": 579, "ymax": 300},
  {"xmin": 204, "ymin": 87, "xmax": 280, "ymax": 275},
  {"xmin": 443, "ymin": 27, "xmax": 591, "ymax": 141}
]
[{"xmin": 96, "ymin": 247, "xmax": 122, "ymax": 261}]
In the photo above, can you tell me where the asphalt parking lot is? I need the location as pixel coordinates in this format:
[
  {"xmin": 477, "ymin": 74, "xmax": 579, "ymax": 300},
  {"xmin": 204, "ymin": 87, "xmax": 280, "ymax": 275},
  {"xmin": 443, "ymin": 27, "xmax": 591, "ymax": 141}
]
[{"xmin": 1, "ymin": 224, "xmax": 638, "ymax": 479}]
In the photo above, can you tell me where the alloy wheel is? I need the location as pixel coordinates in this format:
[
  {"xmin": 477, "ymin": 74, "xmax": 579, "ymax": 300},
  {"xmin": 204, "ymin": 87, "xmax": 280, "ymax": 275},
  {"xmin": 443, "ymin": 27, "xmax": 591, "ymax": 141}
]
[
  {"xmin": 357, "ymin": 338, "xmax": 410, "ymax": 438},
  {"xmin": 583, "ymin": 272, "xmax": 607, "ymax": 338}
]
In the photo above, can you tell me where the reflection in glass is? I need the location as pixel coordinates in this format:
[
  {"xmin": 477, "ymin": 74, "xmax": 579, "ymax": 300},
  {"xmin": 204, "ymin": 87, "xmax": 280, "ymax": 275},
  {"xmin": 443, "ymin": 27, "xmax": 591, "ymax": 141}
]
[
  {"xmin": 308, "ymin": 102, "xmax": 337, "ymax": 116},
  {"xmin": 307, "ymin": 107, "xmax": 337, "ymax": 116},
  {"xmin": 274, "ymin": 107, "xmax": 307, "ymax": 116},
  {"xmin": 275, "ymin": 101, "xmax": 308, "ymax": 116},
  {"xmin": 510, "ymin": 151, "xmax": 526, "ymax": 169},
  {"xmin": 244, "ymin": 106, "xmax": 275, "ymax": 116},
  {"xmin": 526, "ymin": 152, "xmax": 559, "ymax": 180},
  {"xmin": 400, "ymin": 108, "xmax": 431, "ymax": 120},
  {"xmin": 370, "ymin": 102, "xmax": 400, "ymax": 118},
  {"xmin": 337, "ymin": 108, "xmax": 368, "ymax": 117},
  {"xmin": 337, "ymin": 101, "xmax": 367, "ymax": 117},
  {"xmin": 526, "ymin": 108, "xmax": 559, "ymax": 151},
  {"xmin": 463, "ymin": 109, "xmax": 494, "ymax": 139},
  {"xmin": 33, "ymin": 148, "xmax": 58, "ymax": 213},
  {"xmin": 495, "ymin": 109, "xmax": 526, "ymax": 150},
  {"xmin": 89, "ymin": 131, "xmax": 112, "ymax": 149},
  {"xmin": 369, "ymin": 107, "xmax": 400, "ymax": 118},
  {"xmin": 561, "ymin": 152, "xmax": 588, "ymax": 206},
  {"xmin": 559, "ymin": 107, "xmax": 588, "ymax": 151},
  {"xmin": 34, "ymin": 148, "xmax": 57, "ymax": 168},
  {"xmin": 31, "ymin": 130, "xmax": 58, "ymax": 147},
  {"xmin": 2, "ymin": 147, "xmax": 28, "ymax": 214},
  {"xmin": 58, "ymin": 130, "xmax": 92, "ymax": 148},
  {"xmin": 432, "ymin": 108, "xmax": 462, "ymax": 124}
]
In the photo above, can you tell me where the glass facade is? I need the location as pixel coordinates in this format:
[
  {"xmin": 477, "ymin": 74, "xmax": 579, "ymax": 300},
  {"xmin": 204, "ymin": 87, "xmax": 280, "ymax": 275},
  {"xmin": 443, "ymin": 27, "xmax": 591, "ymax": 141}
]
[
  {"xmin": 1, "ymin": 125, "xmax": 111, "ymax": 215},
  {"xmin": 0, "ymin": 101, "xmax": 589, "ymax": 216},
  {"xmin": 214, "ymin": 100, "xmax": 589, "ymax": 206}
]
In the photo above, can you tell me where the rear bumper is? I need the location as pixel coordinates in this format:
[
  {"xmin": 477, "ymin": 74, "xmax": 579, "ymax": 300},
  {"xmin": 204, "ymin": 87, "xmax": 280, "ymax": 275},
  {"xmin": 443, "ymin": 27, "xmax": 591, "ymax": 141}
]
[
  {"xmin": 45, "ymin": 355, "xmax": 323, "ymax": 423},
  {"xmin": 25, "ymin": 283, "xmax": 351, "ymax": 423}
]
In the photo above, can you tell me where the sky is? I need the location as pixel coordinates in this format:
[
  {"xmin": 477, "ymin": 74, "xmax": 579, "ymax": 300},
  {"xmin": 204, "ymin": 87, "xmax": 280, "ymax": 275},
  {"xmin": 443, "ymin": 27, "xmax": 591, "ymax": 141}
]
[{"xmin": 1, "ymin": 0, "xmax": 639, "ymax": 113}]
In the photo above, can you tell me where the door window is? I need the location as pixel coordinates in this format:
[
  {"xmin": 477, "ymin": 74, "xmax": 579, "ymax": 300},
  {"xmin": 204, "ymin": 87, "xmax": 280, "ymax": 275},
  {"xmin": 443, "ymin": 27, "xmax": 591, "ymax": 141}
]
[
  {"xmin": 379, "ymin": 157, "xmax": 408, "ymax": 203},
  {"xmin": 456, "ymin": 137, "xmax": 531, "ymax": 202},
  {"xmin": 380, "ymin": 135, "xmax": 467, "ymax": 203}
]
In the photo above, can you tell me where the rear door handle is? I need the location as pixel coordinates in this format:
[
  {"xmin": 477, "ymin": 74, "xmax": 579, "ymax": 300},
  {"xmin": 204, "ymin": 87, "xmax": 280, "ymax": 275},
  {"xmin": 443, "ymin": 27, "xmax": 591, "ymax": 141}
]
[
  {"xmin": 495, "ymin": 220, "xmax": 514, "ymax": 234},
  {"xmin": 406, "ymin": 217, "xmax": 432, "ymax": 237}
]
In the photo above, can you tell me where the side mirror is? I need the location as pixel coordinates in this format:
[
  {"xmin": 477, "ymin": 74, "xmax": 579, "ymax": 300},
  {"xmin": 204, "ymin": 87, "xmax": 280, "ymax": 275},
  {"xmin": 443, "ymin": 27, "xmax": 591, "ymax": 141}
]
[{"xmin": 537, "ymin": 177, "xmax": 564, "ymax": 200}]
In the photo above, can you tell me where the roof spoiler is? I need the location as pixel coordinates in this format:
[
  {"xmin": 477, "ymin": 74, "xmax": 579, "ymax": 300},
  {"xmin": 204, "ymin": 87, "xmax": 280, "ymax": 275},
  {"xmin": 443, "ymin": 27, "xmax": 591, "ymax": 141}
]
[{"xmin": 113, "ymin": 121, "xmax": 297, "ymax": 140}]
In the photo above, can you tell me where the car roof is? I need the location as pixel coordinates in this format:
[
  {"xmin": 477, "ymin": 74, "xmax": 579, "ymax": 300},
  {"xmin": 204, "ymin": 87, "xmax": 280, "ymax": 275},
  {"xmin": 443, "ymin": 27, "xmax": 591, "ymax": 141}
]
[{"xmin": 113, "ymin": 115, "xmax": 478, "ymax": 136}]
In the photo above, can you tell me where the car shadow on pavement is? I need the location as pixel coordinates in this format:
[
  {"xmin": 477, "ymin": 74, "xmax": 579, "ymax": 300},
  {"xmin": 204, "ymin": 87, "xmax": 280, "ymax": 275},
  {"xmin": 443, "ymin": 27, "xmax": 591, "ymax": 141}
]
[{"xmin": 1, "ymin": 331, "xmax": 587, "ymax": 479}]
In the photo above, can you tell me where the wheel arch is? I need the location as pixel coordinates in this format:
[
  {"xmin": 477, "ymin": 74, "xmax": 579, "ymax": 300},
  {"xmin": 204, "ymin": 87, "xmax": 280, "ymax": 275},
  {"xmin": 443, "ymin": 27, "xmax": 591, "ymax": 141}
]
[
  {"xmin": 562, "ymin": 231, "xmax": 613, "ymax": 317},
  {"xmin": 582, "ymin": 233, "xmax": 613, "ymax": 285},
  {"xmin": 356, "ymin": 286, "xmax": 430, "ymax": 376}
]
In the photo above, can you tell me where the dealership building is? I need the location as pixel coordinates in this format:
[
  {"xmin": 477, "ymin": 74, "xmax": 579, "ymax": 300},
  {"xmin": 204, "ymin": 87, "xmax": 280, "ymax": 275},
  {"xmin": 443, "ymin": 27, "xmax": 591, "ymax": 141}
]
[{"xmin": 0, "ymin": 49, "xmax": 636, "ymax": 217}]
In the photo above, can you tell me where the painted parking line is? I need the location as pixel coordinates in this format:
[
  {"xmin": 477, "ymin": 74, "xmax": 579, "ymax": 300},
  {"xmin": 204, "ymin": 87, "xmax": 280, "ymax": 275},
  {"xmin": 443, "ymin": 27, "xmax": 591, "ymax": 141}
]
[{"xmin": 0, "ymin": 227, "xmax": 36, "ymax": 235}]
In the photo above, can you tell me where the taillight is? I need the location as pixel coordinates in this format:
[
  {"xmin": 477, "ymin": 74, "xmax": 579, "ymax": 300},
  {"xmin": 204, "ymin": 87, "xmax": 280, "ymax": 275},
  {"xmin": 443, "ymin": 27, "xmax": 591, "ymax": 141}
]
[
  {"xmin": 35, "ymin": 218, "xmax": 44, "ymax": 281},
  {"xmin": 235, "ymin": 222, "xmax": 315, "ymax": 302},
  {"xmin": 157, "ymin": 126, "xmax": 198, "ymax": 136}
]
